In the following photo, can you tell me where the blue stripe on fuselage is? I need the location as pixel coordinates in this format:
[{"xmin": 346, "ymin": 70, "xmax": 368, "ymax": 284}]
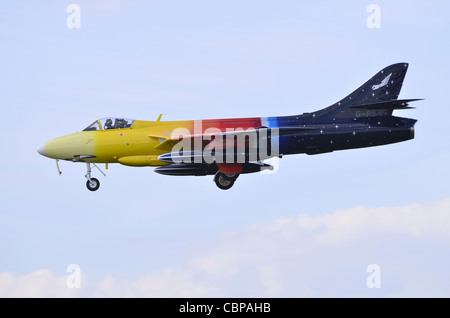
[{"xmin": 261, "ymin": 117, "xmax": 280, "ymax": 157}]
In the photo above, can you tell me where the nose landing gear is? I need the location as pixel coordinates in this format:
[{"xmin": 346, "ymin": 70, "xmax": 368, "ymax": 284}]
[
  {"xmin": 85, "ymin": 163, "xmax": 105, "ymax": 191},
  {"xmin": 86, "ymin": 177, "xmax": 100, "ymax": 191}
]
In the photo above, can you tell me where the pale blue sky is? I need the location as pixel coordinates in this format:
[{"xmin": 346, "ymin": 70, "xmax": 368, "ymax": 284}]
[{"xmin": 1, "ymin": 0, "xmax": 450, "ymax": 297}]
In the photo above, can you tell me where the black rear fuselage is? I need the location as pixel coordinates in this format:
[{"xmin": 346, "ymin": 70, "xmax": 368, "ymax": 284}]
[{"xmin": 277, "ymin": 114, "xmax": 416, "ymax": 156}]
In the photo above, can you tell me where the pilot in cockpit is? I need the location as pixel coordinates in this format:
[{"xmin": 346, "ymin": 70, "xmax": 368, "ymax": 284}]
[
  {"xmin": 104, "ymin": 118, "xmax": 113, "ymax": 129},
  {"xmin": 116, "ymin": 118, "xmax": 127, "ymax": 128}
]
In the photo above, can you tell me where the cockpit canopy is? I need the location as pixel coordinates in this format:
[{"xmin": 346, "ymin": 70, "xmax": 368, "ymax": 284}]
[{"xmin": 83, "ymin": 118, "xmax": 135, "ymax": 131}]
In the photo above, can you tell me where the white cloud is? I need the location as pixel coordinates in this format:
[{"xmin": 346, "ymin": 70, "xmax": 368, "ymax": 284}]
[
  {"xmin": 95, "ymin": 269, "xmax": 219, "ymax": 297},
  {"xmin": 0, "ymin": 269, "xmax": 80, "ymax": 298},
  {"xmin": 125, "ymin": 198, "xmax": 450, "ymax": 297},
  {"xmin": 3, "ymin": 198, "xmax": 450, "ymax": 297},
  {"xmin": 290, "ymin": 199, "xmax": 450, "ymax": 244}
]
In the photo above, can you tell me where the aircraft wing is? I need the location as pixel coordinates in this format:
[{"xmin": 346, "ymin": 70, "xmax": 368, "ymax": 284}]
[
  {"xmin": 153, "ymin": 126, "xmax": 314, "ymax": 151},
  {"xmin": 155, "ymin": 126, "xmax": 315, "ymax": 163}
]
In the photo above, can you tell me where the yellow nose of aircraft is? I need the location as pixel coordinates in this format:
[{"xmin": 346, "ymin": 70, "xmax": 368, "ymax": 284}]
[
  {"xmin": 37, "ymin": 132, "xmax": 96, "ymax": 160},
  {"xmin": 37, "ymin": 144, "xmax": 46, "ymax": 157}
]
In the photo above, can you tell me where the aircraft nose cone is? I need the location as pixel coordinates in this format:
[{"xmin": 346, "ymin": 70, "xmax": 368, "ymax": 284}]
[{"xmin": 37, "ymin": 144, "xmax": 46, "ymax": 156}]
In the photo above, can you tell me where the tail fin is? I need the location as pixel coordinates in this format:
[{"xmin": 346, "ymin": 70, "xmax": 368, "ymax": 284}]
[{"xmin": 314, "ymin": 63, "xmax": 416, "ymax": 119}]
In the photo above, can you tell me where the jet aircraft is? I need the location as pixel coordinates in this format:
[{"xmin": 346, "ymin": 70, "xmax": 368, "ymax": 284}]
[{"xmin": 38, "ymin": 63, "xmax": 420, "ymax": 191}]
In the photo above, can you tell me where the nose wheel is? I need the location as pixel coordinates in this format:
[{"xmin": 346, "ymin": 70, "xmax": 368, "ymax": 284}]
[
  {"xmin": 85, "ymin": 163, "xmax": 105, "ymax": 191},
  {"xmin": 86, "ymin": 178, "xmax": 100, "ymax": 191}
]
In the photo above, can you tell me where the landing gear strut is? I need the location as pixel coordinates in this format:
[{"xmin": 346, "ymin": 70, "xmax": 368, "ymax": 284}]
[
  {"xmin": 214, "ymin": 172, "xmax": 239, "ymax": 190},
  {"xmin": 85, "ymin": 162, "xmax": 104, "ymax": 191}
]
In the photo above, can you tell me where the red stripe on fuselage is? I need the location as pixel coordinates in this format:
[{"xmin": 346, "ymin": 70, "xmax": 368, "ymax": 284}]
[{"xmin": 200, "ymin": 117, "xmax": 262, "ymax": 132}]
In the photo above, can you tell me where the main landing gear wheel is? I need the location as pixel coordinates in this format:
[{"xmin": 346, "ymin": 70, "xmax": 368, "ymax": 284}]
[
  {"xmin": 86, "ymin": 178, "xmax": 100, "ymax": 191},
  {"xmin": 223, "ymin": 173, "xmax": 239, "ymax": 181},
  {"xmin": 214, "ymin": 172, "xmax": 237, "ymax": 190}
]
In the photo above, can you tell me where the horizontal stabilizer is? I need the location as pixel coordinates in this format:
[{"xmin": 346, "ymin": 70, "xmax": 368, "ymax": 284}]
[{"xmin": 350, "ymin": 99, "xmax": 423, "ymax": 110}]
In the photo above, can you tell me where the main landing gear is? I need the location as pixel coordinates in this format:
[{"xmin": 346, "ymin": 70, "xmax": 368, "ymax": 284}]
[
  {"xmin": 85, "ymin": 162, "xmax": 105, "ymax": 191},
  {"xmin": 214, "ymin": 172, "xmax": 239, "ymax": 190}
]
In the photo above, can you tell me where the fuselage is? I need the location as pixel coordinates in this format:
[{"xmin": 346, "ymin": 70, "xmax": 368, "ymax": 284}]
[{"xmin": 38, "ymin": 113, "xmax": 416, "ymax": 166}]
